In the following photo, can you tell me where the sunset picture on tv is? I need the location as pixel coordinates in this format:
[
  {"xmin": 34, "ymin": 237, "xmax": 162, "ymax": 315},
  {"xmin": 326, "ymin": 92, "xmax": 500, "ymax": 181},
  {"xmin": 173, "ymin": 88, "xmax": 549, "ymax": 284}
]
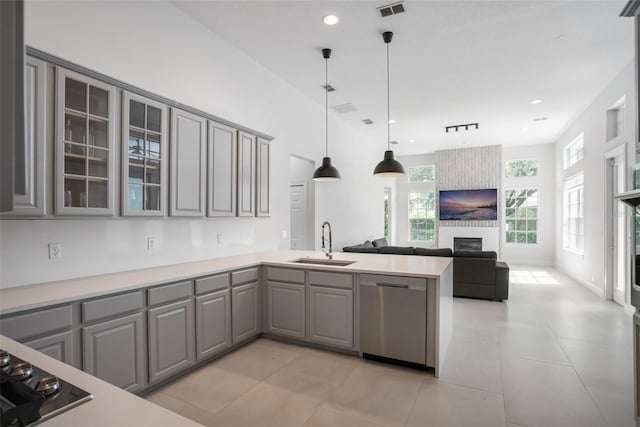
[{"xmin": 439, "ymin": 189, "xmax": 498, "ymax": 221}]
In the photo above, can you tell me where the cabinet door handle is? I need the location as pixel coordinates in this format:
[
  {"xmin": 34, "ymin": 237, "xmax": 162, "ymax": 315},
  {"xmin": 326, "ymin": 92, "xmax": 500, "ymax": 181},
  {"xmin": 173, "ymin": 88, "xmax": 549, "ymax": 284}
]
[{"xmin": 376, "ymin": 283, "xmax": 409, "ymax": 289}]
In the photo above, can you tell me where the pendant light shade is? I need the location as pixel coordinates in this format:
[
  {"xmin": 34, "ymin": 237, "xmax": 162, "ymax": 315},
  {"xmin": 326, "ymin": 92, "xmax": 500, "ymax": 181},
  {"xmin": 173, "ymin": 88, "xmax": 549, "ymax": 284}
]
[
  {"xmin": 374, "ymin": 31, "xmax": 405, "ymax": 177},
  {"xmin": 313, "ymin": 48, "xmax": 341, "ymax": 182}
]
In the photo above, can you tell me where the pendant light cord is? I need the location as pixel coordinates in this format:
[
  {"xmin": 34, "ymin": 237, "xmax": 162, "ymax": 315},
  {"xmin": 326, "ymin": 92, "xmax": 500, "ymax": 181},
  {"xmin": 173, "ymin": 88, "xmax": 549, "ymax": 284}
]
[
  {"xmin": 325, "ymin": 56, "xmax": 329, "ymax": 157},
  {"xmin": 386, "ymin": 41, "xmax": 390, "ymax": 151}
]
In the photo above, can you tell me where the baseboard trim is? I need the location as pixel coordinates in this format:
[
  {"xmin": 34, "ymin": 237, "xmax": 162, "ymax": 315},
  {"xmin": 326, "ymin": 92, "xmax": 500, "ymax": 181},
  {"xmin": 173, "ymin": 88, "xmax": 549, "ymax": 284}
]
[
  {"xmin": 625, "ymin": 304, "xmax": 636, "ymax": 316},
  {"xmin": 557, "ymin": 267, "xmax": 605, "ymax": 298}
]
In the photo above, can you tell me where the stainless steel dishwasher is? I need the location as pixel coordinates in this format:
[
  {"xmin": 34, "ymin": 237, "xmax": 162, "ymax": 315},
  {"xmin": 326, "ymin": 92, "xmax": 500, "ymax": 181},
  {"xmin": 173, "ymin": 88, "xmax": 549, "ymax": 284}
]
[{"xmin": 359, "ymin": 274, "xmax": 427, "ymax": 366}]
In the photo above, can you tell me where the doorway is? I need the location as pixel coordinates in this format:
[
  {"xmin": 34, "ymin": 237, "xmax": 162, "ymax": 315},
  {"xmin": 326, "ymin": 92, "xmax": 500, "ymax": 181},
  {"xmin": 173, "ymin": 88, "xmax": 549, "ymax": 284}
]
[
  {"xmin": 290, "ymin": 156, "xmax": 315, "ymax": 250},
  {"xmin": 605, "ymin": 146, "xmax": 627, "ymax": 306}
]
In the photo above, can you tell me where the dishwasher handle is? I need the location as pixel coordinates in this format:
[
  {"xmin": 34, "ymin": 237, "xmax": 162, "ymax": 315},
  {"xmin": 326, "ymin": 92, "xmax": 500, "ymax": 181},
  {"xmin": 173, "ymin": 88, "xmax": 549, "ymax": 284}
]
[{"xmin": 376, "ymin": 283, "xmax": 409, "ymax": 289}]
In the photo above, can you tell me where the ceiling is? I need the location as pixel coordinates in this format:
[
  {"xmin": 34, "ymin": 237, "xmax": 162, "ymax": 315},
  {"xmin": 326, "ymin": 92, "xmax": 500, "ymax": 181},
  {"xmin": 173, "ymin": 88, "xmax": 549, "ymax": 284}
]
[{"xmin": 173, "ymin": 0, "xmax": 634, "ymax": 155}]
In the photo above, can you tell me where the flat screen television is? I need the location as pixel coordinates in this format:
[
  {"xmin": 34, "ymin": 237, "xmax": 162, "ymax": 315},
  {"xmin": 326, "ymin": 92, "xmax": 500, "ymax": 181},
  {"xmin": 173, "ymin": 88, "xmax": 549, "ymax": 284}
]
[{"xmin": 439, "ymin": 189, "xmax": 498, "ymax": 221}]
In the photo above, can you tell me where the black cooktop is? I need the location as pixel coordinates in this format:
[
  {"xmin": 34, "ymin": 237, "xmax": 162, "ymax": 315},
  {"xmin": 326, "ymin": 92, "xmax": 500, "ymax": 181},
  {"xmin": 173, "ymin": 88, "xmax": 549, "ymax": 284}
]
[{"xmin": 0, "ymin": 350, "xmax": 92, "ymax": 426}]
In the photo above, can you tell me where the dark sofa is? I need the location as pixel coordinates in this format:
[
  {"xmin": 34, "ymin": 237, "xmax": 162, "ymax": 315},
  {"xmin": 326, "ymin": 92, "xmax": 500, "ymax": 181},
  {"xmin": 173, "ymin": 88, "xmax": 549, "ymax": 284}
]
[{"xmin": 343, "ymin": 240, "xmax": 509, "ymax": 301}]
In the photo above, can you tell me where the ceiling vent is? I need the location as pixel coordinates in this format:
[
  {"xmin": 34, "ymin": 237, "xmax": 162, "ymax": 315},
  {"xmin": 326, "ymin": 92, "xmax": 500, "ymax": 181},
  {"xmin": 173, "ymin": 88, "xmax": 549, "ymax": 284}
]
[
  {"xmin": 322, "ymin": 84, "xmax": 335, "ymax": 92},
  {"xmin": 362, "ymin": 118, "xmax": 374, "ymax": 125},
  {"xmin": 332, "ymin": 103, "xmax": 357, "ymax": 113},
  {"xmin": 377, "ymin": 1, "xmax": 405, "ymax": 18},
  {"xmin": 390, "ymin": 140, "xmax": 399, "ymax": 145},
  {"xmin": 533, "ymin": 117, "xmax": 549, "ymax": 122}
]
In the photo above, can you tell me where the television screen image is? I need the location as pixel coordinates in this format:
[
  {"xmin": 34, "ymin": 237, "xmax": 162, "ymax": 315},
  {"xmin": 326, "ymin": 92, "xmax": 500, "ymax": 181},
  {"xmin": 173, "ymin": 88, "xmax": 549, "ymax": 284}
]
[{"xmin": 439, "ymin": 189, "xmax": 498, "ymax": 221}]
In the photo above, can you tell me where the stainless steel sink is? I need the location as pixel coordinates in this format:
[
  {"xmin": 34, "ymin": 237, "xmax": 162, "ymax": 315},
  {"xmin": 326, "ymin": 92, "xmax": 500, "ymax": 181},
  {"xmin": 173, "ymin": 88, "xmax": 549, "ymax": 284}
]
[{"xmin": 290, "ymin": 258, "xmax": 356, "ymax": 267}]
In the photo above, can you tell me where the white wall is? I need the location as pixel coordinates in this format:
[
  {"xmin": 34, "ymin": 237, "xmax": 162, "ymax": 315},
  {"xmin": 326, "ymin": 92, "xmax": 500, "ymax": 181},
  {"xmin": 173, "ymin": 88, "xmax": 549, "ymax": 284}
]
[
  {"xmin": 502, "ymin": 143, "xmax": 556, "ymax": 266},
  {"xmin": 0, "ymin": 0, "xmax": 385, "ymax": 288},
  {"xmin": 554, "ymin": 61, "xmax": 636, "ymax": 297}
]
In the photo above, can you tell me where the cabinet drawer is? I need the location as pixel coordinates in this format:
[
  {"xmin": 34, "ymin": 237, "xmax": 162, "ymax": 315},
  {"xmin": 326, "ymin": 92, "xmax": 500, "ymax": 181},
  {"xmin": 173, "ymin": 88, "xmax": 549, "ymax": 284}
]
[
  {"xmin": 1, "ymin": 305, "xmax": 72, "ymax": 341},
  {"xmin": 195, "ymin": 273, "xmax": 229, "ymax": 295},
  {"xmin": 147, "ymin": 281, "xmax": 193, "ymax": 306},
  {"xmin": 308, "ymin": 271, "xmax": 353, "ymax": 289},
  {"xmin": 82, "ymin": 291, "xmax": 143, "ymax": 323},
  {"xmin": 231, "ymin": 268, "xmax": 258, "ymax": 286},
  {"xmin": 266, "ymin": 267, "xmax": 304, "ymax": 284}
]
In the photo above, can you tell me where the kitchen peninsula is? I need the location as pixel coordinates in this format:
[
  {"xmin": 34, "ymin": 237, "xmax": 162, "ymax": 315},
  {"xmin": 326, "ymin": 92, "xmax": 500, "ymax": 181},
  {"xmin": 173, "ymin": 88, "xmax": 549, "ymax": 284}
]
[{"xmin": 0, "ymin": 250, "xmax": 452, "ymax": 423}]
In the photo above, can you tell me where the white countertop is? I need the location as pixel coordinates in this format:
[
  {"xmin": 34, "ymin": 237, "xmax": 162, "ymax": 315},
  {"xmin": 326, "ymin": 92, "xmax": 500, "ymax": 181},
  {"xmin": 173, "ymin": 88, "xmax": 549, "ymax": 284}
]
[
  {"xmin": 0, "ymin": 250, "xmax": 452, "ymax": 315},
  {"xmin": 0, "ymin": 336, "xmax": 203, "ymax": 427}
]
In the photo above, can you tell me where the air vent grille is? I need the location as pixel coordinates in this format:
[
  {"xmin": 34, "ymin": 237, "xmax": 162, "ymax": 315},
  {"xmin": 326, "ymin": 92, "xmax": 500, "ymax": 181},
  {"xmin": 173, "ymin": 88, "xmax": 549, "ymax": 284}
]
[
  {"xmin": 390, "ymin": 140, "xmax": 399, "ymax": 145},
  {"xmin": 332, "ymin": 103, "xmax": 357, "ymax": 113},
  {"xmin": 322, "ymin": 84, "xmax": 335, "ymax": 92},
  {"xmin": 533, "ymin": 117, "xmax": 549, "ymax": 122},
  {"xmin": 362, "ymin": 118, "xmax": 374, "ymax": 125},
  {"xmin": 377, "ymin": 1, "xmax": 405, "ymax": 18}
]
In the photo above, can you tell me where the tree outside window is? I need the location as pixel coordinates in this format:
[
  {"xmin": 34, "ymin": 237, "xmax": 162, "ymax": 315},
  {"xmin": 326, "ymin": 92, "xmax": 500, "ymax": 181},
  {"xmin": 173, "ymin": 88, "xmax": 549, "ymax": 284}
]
[
  {"xmin": 409, "ymin": 192, "xmax": 435, "ymax": 241},
  {"xmin": 408, "ymin": 166, "xmax": 435, "ymax": 183},
  {"xmin": 505, "ymin": 159, "xmax": 538, "ymax": 177},
  {"xmin": 505, "ymin": 188, "xmax": 538, "ymax": 244}
]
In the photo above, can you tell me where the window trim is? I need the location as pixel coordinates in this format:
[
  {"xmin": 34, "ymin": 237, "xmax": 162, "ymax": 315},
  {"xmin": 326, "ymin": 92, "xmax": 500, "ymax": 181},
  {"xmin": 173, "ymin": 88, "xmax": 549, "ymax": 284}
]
[
  {"xmin": 407, "ymin": 190, "xmax": 436, "ymax": 242},
  {"xmin": 563, "ymin": 133, "xmax": 584, "ymax": 169},
  {"xmin": 563, "ymin": 172, "xmax": 584, "ymax": 254},
  {"xmin": 503, "ymin": 186, "xmax": 540, "ymax": 247},
  {"xmin": 504, "ymin": 158, "xmax": 539, "ymax": 178}
]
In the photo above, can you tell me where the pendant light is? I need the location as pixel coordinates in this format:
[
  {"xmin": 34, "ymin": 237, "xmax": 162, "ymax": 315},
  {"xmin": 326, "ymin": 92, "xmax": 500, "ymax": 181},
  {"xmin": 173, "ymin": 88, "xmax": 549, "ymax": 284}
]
[
  {"xmin": 313, "ymin": 48, "xmax": 341, "ymax": 182},
  {"xmin": 373, "ymin": 31, "xmax": 405, "ymax": 177}
]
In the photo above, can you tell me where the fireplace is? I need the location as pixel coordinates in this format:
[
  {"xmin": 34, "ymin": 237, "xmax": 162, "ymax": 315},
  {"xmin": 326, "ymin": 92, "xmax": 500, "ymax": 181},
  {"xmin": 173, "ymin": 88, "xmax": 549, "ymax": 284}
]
[{"xmin": 454, "ymin": 237, "xmax": 482, "ymax": 251}]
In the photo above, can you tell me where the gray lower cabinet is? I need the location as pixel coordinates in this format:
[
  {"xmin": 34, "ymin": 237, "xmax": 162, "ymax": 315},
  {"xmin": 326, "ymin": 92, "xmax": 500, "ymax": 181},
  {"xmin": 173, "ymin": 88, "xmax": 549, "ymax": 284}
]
[
  {"xmin": 195, "ymin": 289, "xmax": 231, "ymax": 360},
  {"xmin": 82, "ymin": 313, "xmax": 145, "ymax": 392},
  {"xmin": 308, "ymin": 286, "xmax": 353, "ymax": 349},
  {"xmin": 148, "ymin": 299, "xmax": 195, "ymax": 384},
  {"xmin": 23, "ymin": 330, "xmax": 74, "ymax": 365},
  {"xmin": 232, "ymin": 282, "xmax": 260, "ymax": 344},
  {"xmin": 266, "ymin": 281, "xmax": 305, "ymax": 339},
  {"xmin": 635, "ymin": 311, "xmax": 639, "ymax": 422}
]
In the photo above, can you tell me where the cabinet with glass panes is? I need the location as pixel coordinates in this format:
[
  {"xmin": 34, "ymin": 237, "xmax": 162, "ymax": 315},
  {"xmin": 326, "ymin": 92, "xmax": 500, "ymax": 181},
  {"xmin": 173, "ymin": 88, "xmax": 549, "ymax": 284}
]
[
  {"xmin": 56, "ymin": 68, "xmax": 115, "ymax": 215},
  {"xmin": 122, "ymin": 92, "xmax": 167, "ymax": 216}
]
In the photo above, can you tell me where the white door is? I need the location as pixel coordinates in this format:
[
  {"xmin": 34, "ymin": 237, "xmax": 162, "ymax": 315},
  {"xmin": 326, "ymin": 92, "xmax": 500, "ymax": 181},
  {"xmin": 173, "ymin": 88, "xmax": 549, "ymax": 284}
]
[
  {"xmin": 612, "ymin": 154, "xmax": 626, "ymax": 305},
  {"xmin": 290, "ymin": 183, "xmax": 308, "ymax": 250}
]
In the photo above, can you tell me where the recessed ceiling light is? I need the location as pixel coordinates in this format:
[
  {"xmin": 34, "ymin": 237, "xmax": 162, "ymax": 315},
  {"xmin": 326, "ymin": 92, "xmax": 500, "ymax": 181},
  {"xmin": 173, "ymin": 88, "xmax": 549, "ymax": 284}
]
[
  {"xmin": 409, "ymin": 139, "xmax": 415, "ymax": 143},
  {"xmin": 531, "ymin": 99, "xmax": 542, "ymax": 105},
  {"xmin": 323, "ymin": 15, "xmax": 339, "ymax": 25},
  {"xmin": 521, "ymin": 127, "xmax": 529, "ymax": 132},
  {"xmin": 388, "ymin": 119, "xmax": 396, "ymax": 124}
]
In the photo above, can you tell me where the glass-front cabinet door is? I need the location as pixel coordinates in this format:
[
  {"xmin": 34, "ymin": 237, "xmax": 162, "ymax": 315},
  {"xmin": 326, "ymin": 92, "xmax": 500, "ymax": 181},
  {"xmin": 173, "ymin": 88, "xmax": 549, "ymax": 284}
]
[
  {"xmin": 122, "ymin": 92, "xmax": 167, "ymax": 216},
  {"xmin": 56, "ymin": 68, "xmax": 115, "ymax": 215}
]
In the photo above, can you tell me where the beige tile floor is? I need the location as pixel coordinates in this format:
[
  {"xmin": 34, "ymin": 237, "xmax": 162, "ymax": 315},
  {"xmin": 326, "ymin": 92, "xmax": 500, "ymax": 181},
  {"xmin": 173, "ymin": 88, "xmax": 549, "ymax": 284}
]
[{"xmin": 147, "ymin": 267, "xmax": 634, "ymax": 427}]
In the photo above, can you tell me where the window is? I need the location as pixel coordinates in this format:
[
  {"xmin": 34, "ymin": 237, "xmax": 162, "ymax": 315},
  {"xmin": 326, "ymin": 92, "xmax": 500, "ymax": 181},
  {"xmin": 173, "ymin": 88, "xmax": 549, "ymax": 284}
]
[
  {"xmin": 505, "ymin": 159, "xmax": 538, "ymax": 177},
  {"xmin": 563, "ymin": 134, "xmax": 584, "ymax": 169},
  {"xmin": 408, "ymin": 166, "xmax": 435, "ymax": 183},
  {"xmin": 564, "ymin": 173, "xmax": 584, "ymax": 253},
  {"xmin": 606, "ymin": 97, "xmax": 625, "ymax": 141},
  {"xmin": 384, "ymin": 187, "xmax": 392, "ymax": 241},
  {"xmin": 408, "ymin": 192, "xmax": 435, "ymax": 241},
  {"xmin": 505, "ymin": 189, "xmax": 538, "ymax": 244}
]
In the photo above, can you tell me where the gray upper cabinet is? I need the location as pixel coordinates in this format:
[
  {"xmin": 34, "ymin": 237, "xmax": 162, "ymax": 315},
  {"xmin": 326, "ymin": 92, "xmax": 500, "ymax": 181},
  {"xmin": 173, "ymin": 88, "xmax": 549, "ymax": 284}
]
[
  {"xmin": 122, "ymin": 92, "xmax": 167, "ymax": 217},
  {"xmin": 237, "ymin": 131, "xmax": 256, "ymax": 217},
  {"xmin": 170, "ymin": 108, "xmax": 206, "ymax": 217},
  {"xmin": 55, "ymin": 67, "xmax": 116, "ymax": 216},
  {"xmin": 232, "ymin": 282, "xmax": 260, "ymax": 344},
  {"xmin": 148, "ymin": 298, "xmax": 195, "ymax": 384},
  {"xmin": 82, "ymin": 312, "xmax": 145, "ymax": 393},
  {"xmin": 208, "ymin": 121, "xmax": 237, "ymax": 217},
  {"xmin": 2, "ymin": 56, "xmax": 47, "ymax": 217},
  {"xmin": 256, "ymin": 137, "xmax": 270, "ymax": 217},
  {"xmin": 195, "ymin": 289, "xmax": 231, "ymax": 360},
  {"xmin": 308, "ymin": 286, "xmax": 353, "ymax": 349},
  {"xmin": 266, "ymin": 281, "xmax": 306, "ymax": 339}
]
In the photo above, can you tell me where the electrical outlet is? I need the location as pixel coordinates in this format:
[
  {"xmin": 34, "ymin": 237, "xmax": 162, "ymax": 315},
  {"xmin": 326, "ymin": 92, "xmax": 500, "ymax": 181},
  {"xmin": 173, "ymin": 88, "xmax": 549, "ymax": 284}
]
[
  {"xmin": 147, "ymin": 237, "xmax": 155, "ymax": 251},
  {"xmin": 217, "ymin": 234, "xmax": 224, "ymax": 244},
  {"xmin": 281, "ymin": 230, "xmax": 287, "ymax": 239},
  {"xmin": 48, "ymin": 243, "xmax": 62, "ymax": 259}
]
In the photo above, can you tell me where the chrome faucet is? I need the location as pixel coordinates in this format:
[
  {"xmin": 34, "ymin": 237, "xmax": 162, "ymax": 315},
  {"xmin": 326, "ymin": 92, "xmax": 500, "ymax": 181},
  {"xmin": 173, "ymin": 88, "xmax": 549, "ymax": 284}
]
[{"xmin": 321, "ymin": 221, "xmax": 333, "ymax": 259}]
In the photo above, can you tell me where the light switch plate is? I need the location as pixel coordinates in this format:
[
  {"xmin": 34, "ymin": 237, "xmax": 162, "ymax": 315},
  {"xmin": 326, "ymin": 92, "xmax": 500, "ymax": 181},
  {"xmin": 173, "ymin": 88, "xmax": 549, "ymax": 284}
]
[
  {"xmin": 147, "ymin": 237, "xmax": 155, "ymax": 251},
  {"xmin": 281, "ymin": 230, "xmax": 287, "ymax": 239},
  {"xmin": 217, "ymin": 234, "xmax": 224, "ymax": 244},
  {"xmin": 48, "ymin": 243, "xmax": 62, "ymax": 259}
]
